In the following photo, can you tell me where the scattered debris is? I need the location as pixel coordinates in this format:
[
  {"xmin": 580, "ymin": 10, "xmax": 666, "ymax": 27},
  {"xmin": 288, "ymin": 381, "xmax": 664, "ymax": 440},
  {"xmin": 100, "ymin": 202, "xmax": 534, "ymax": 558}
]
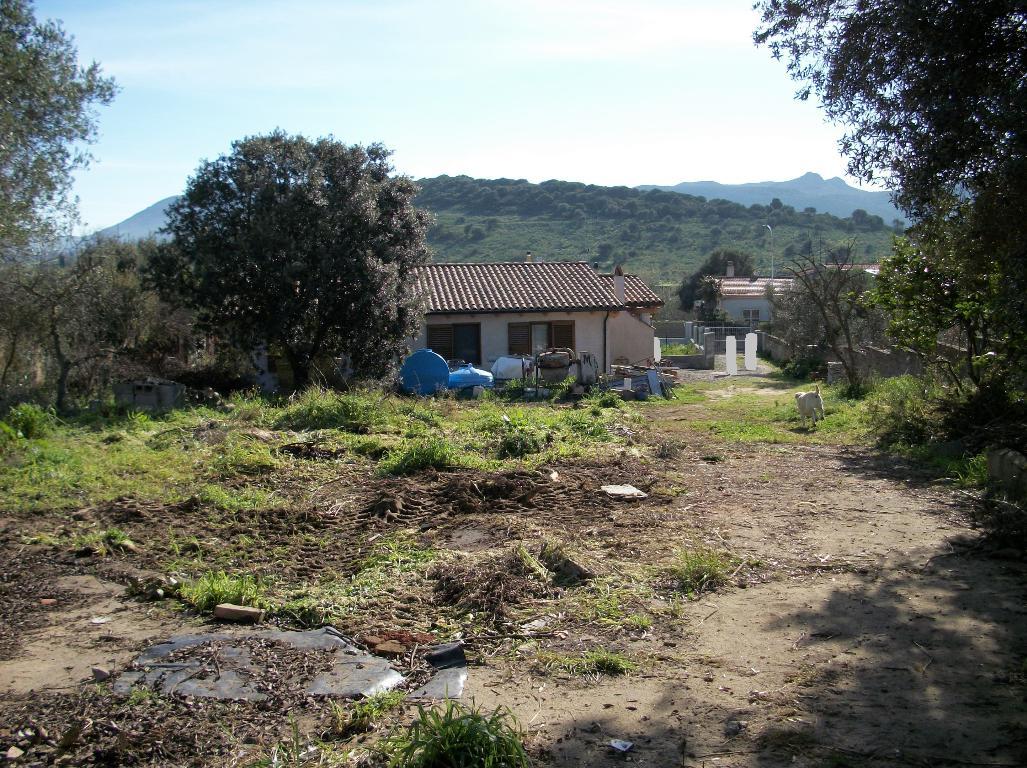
[
  {"xmin": 601, "ymin": 484, "xmax": 648, "ymax": 499},
  {"xmin": 609, "ymin": 739, "xmax": 634, "ymax": 752},
  {"xmin": 90, "ymin": 667, "xmax": 111, "ymax": 682}
]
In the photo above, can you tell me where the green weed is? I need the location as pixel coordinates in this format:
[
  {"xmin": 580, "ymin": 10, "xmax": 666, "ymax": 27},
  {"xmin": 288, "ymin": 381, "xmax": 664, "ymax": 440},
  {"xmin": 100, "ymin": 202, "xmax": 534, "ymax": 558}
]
[
  {"xmin": 383, "ymin": 700, "xmax": 531, "ymax": 768},
  {"xmin": 538, "ymin": 649, "xmax": 638, "ymax": 676},
  {"xmin": 198, "ymin": 483, "xmax": 272, "ymax": 511},
  {"xmin": 72, "ymin": 527, "xmax": 137, "ymax": 557},
  {"xmin": 670, "ymin": 547, "xmax": 731, "ymax": 595},
  {"xmin": 329, "ymin": 690, "xmax": 406, "ymax": 737},
  {"xmin": 179, "ymin": 570, "xmax": 267, "ymax": 612},
  {"xmin": 378, "ymin": 436, "xmax": 459, "ymax": 475},
  {"xmin": 209, "ymin": 436, "xmax": 279, "ymax": 477}
]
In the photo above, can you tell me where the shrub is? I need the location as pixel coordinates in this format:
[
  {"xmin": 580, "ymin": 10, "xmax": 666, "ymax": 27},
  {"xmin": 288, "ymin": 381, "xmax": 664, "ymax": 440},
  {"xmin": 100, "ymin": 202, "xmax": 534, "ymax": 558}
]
[
  {"xmin": 378, "ymin": 437, "xmax": 459, "ymax": 475},
  {"xmin": 179, "ymin": 571, "xmax": 267, "ymax": 612},
  {"xmin": 863, "ymin": 375, "xmax": 942, "ymax": 447},
  {"xmin": 583, "ymin": 390, "xmax": 623, "ymax": 410},
  {"xmin": 275, "ymin": 387, "xmax": 387, "ymax": 433},
  {"xmin": 560, "ymin": 411, "xmax": 610, "ymax": 440},
  {"xmin": 781, "ymin": 356, "xmax": 825, "ymax": 381},
  {"xmin": 330, "ymin": 690, "xmax": 406, "ymax": 737},
  {"xmin": 383, "ymin": 700, "xmax": 531, "ymax": 768},
  {"xmin": 4, "ymin": 403, "xmax": 55, "ymax": 439}
]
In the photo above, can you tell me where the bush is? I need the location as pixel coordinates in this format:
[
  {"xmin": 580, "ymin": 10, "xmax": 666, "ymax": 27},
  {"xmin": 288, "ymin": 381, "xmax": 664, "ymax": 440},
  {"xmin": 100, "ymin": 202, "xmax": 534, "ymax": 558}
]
[
  {"xmin": 3, "ymin": 403, "xmax": 56, "ymax": 439},
  {"xmin": 384, "ymin": 700, "xmax": 531, "ymax": 768},
  {"xmin": 863, "ymin": 376, "xmax": 942, "ymax": 447},
  {"xmin": 497, "ymin": 418, "xmax": 550, "ymax": 458},
  {"xmin": 275, "ymin": 388, "xmax": 386, "ymax": 433},
  {"xmin": 781, "ymin": 355, "xmax": 825, "ymax": 381}
]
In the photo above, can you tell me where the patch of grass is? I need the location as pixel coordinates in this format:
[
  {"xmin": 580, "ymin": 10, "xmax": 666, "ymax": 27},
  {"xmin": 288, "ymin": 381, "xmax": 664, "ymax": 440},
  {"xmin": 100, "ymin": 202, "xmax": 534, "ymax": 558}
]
[
  {"xmin": 661, "ymin": 341, "xmax": 700, "ymax": 355},
  {"xmin": 126, "ymin": 686, "xmax": 158, "ymax": 706},
  {"xmin": 378, "ymin": 436, "xmax": 460, "ymax": 475},
  {"xmin": 538, "ymin": 648, "xmax": 638, "ymax": 676},
  {"xmin": 275, "ymin": 387, "xmax": 387, "ymax": 433},
  {"xmin": 329, "ymin": 691, "xmax": 406, "ymax": 737},
  {"xmin": 179, "ymin": 570, "xmax": 268, "ymax": 612},
  {"xmin": 209, "ymin": 435, "xmax": 279, "ymax": 477},
  {"xmin": 574, "ymin": 579, "xmax": 651, "ymax": 629},
  {"xmin": 497, "ymin": 418, "xmax": 551, "ymax": 458},
  {"xmin": 583, "ymin": 390, "xmax": 623, "ymax": 410},
  {"xmin": 3, "ymin": 403, "xmax": 56, "ymax": 439},
  {"xmin": 670, "ymin": 547, "xmax": 731, "ymax": 596},
  {"xmin": 670, "ymin": 387, "xmax": 706, "ymax": 404},
  {"xmin": 197, "ymin": 483, "xmax": 272, "ymax": 511},
  {"xmin": 383, "ymin": 700, "xmax": 531, "ymax": 768},
  {"xmin": 72, "ymin": 527, "xmax": 138, "ymax": 557},
  {"xmin": 559, "ymin": 410, "xmax": 611, "ymax": 441}
]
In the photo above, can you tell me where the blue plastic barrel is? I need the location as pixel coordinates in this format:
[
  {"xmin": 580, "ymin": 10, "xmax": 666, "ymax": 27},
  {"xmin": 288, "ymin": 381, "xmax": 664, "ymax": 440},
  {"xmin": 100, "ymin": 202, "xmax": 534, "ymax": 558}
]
[
  {"xmin": 448, "ymin": 363, "xmax": 495, "ymax": 390},
  {"xmin": 400, "ymin": 349, "xmax": 450, "ymax": 395}
]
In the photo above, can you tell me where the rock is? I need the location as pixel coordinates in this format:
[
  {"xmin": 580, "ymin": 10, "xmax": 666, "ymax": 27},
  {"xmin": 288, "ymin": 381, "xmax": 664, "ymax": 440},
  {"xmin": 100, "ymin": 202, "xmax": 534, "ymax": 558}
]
[
  {"xmin": 5, "ymin": 746, "xmax": 24, "ymax": 761},
  {"xmin": 373, "ymin": 640, "xmax": 407, "ymax": 657},
  {"xmin": 213, "ymin": 603, "xmax": 264, "ymax": 623},
  {"xmin": 91, "ymin": 666, "xmax": 111, "ymax": 682},
  {"xmin": 39, "ymin": 598, "xmax": 57, "ymax": 607}
]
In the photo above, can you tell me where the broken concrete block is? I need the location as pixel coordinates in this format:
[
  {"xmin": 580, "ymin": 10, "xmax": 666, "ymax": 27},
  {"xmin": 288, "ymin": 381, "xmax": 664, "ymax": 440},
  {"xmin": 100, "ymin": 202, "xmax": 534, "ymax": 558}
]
[{"xmin": 213, "ymin": 603, "xmax": 264, "ymax": 623}]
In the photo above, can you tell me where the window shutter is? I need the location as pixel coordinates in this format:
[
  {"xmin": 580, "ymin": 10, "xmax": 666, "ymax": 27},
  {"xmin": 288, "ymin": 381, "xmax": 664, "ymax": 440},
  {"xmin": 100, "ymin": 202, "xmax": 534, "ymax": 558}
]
[
  {"xmin": 508, "ymin": 323, "xmax": 530, "ymax": 355},
  {"xmin": 427, "ymin": 325, "xmax": 454, "ymax": 360},
  {"xmin": 551, "ymin": 321, "xmax": 575, "ymax": 350}
]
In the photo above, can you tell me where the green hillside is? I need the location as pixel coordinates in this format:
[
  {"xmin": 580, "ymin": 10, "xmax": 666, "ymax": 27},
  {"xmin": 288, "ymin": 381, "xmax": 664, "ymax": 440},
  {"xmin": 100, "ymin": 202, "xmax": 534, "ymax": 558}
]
[{"xmin": 417, "ymin": 176, "xmax": 900, "ymax": 288}]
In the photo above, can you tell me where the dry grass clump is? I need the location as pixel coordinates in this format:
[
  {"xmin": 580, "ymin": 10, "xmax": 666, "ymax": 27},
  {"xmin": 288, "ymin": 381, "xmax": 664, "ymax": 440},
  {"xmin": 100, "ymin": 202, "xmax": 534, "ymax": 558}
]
[{"xmin": 432, "ymin": 545, "xmax": 553, "ymax": 621}]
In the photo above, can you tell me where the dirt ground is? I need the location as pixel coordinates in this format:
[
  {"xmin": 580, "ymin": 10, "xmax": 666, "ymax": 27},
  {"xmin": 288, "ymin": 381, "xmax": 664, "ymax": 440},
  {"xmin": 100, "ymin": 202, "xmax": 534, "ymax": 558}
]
[{"xmin": 2, "ymin": 395, "xmax": 1025, "ymax": 766}]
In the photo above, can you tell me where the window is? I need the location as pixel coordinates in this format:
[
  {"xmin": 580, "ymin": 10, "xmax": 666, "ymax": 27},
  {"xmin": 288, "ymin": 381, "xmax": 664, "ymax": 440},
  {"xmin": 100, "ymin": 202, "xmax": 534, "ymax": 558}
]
[
  {"xmin": 742, "ymin": 309, "xmax": 760, "ymax": 325},
  {"xmin": 427, "ymin": 323, "xmax": 481, "ymax": 364},
  {"xmin": 508, "ymin": 320, "xmax": 575, "ymax": 355}
]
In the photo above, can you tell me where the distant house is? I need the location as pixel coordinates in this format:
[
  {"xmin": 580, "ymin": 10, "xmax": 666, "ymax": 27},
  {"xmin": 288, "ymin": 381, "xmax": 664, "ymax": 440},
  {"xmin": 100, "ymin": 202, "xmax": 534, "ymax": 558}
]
[
  {"xmin": 718, "ymin": 275, "xmax": 794, "ymax": 325},
  {"xmin": 411, "ymin": 261, "xmax": 663, "ymax": 371}
]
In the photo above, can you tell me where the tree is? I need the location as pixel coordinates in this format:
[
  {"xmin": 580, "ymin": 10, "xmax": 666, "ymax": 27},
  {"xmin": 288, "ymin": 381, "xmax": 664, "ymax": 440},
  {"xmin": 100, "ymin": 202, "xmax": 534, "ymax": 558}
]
[
  {"xmin": 0, "ymin": 0, "xmax": 116, "ymax": 252},
  {"xmin": 677, "ymin": 249, "xmax": 754, "ymax": 313},
  {"xmin": 755, "ymin": 0, "xmax": 1027, "ymax": 395},
  {"xmin": 148, "ymin": 131, "xmax": 432, "ymax": 389},
  {"xmin": 1, "ymin": 238, "xmax": 160, "ymax": 411},
  {"xmin": 782, "ymin": 247, "xmax": 887, "ymax": 392},
  {"xmin": 754, "ymin": 1, "xmax": 1026, "ymax": 216}
]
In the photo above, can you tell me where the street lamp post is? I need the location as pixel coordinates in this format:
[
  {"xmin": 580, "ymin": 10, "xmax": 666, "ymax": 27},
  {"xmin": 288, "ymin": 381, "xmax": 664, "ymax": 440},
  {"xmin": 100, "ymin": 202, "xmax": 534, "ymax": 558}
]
[{"xmin": 764, "ymin": 224, "xmax": 774, "ymax": 279}]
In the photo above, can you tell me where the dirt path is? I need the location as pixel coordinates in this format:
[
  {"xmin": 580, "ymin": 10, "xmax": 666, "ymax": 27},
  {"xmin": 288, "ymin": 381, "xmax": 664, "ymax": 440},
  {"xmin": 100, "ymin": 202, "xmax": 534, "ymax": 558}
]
[{"xmin": 466, "ymin": 442, "xmax": 1027, "ymax": 767}]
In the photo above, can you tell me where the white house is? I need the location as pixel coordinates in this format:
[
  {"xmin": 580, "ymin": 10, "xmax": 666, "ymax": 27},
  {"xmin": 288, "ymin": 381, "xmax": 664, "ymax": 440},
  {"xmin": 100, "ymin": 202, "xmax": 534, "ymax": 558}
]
[
  {"xmin": 410, "ymin": 261, "xmax": 663, "ymax": 372},
  {"xmin": 716, "ymin": 261, "xmax": 793, "ymax": 325}
]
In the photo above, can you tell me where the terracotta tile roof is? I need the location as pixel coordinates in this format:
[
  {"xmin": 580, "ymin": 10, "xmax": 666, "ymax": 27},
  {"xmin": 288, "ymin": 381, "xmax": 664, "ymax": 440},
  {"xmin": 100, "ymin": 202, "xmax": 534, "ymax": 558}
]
[
  {"xmin": 416, "ymin": 262, "xmax": 662, "ymax": 314},
  {"xmin": 598, "ymin": 274, "xmax": 664, "ymax": 309},
  {"xmin": 718, "ymin": 277, "xmax": 794, "ymax": 298}
]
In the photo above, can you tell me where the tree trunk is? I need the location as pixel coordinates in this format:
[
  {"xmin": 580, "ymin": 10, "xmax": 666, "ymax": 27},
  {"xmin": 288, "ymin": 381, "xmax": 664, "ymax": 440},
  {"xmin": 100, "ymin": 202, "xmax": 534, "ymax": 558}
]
[{"xmin": 285, "ymin": 348, "xmax": 311, "ymax": 392}]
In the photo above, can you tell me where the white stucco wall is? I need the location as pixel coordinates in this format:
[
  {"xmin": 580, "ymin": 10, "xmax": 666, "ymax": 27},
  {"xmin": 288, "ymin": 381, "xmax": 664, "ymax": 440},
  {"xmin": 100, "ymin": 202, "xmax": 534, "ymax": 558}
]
[
  {"xmin": 410, "ymin": 309, "xmax": 657, "ymax": 372},
  {"xmin": 720, "ymin": 296, "xmax": 773, "ymax": 323},
  {"xmin": 607, "ymin": 311, "xmax": 657, "ymax": 367}
]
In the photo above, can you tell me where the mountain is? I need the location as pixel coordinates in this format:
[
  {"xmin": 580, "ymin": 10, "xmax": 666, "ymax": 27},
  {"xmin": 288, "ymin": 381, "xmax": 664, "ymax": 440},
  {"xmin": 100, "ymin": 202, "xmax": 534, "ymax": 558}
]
[
  {"xmin": 95, "ymin": 174, "xmax": 901, "ymax": 285},
  {"xmin": 97, "ymin": 196, "xmax": 178, "ymax": 241},
  {"xmin": 639, "ymin": 172, "xmax": 903, "ymax": 224}
]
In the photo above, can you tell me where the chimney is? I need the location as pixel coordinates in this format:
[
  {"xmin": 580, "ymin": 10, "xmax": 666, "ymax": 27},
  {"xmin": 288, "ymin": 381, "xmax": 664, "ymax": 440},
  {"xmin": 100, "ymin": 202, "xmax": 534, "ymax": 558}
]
[
  {"xmin": 525, "ymin": 251, "xmax": 533, "ymax": 263},
  {"xmin": 726, "ymin": 261, "xmax": 735, "ymax": 277},
  {"xmin": 613, "ymin": 264, "xmax": 626, "ymax": 304}
]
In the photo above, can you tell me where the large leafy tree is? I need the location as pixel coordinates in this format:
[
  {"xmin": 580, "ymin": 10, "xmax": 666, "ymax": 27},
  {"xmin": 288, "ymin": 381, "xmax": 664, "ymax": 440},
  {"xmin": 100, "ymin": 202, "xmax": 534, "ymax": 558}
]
[
  {"xmin": 148, "ymin": 131, "xmax": 432, "ymax": 388},
  {"xmin": 677, "ymin": 249, "xmax": 754, "ymax": 313},
  {"xmin": 755, "ymin": 1, "xmax": 1027, "ymax": 392},
  {"xmin": 0, "ymin": 0, "xmax": 116, "ymax": 252}
]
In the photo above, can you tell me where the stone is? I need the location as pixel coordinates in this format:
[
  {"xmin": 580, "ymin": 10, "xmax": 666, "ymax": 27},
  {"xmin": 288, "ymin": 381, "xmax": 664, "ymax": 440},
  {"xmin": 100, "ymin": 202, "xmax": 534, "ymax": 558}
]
[
  {"xmin": 39, "ymin": 598, "xmax": 57, "ymax": 606},
  {"xmin": 373, "ymin": 640, "xmax": 407, "ymax": 657},
  {"xmin": 213, "ymin": 603, "xmax": 264, "ymax": 623},
  {"xmin": 91, "ymin": 666, "xmax": 111, "ymax": 681},
  {"xmin": 5, "ymin": 746, "xmax": 24, "ymax": 761},
  {"xmin": 601, "ymin": 484, "xmax": 648, "ymax": 499}
]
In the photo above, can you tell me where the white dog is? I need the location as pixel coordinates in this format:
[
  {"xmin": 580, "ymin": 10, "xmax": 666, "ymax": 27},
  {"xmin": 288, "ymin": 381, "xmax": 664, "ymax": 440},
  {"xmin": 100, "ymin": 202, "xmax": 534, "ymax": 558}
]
[{"xmin": 795, "ymin": 384, "xmax": 825, "ymax": 429}]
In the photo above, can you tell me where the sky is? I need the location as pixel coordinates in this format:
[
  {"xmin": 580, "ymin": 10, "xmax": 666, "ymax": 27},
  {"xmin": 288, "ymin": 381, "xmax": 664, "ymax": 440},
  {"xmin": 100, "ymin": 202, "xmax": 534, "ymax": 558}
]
[{"xmin": 36, "ymin": 0, "xmax": 863, "ymax": 233}]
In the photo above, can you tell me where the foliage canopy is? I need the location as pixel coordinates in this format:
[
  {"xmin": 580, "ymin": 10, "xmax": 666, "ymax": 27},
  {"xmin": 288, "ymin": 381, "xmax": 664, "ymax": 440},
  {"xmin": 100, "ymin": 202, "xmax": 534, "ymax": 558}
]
[
  {"xmin": 149, "ymin": 131, "xmax": 432, "ymax": 388},
  {"xmin": 0, "ymin": 0, "xmax": 116, "ymax": 251}
]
